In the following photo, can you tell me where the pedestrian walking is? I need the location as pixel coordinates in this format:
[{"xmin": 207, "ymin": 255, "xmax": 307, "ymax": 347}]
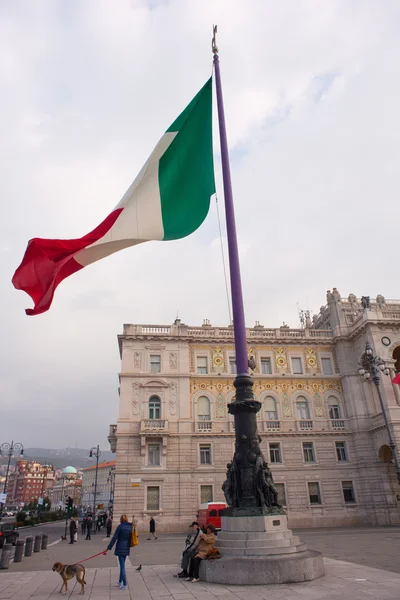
[
  {"xmin": 96, "ymin": 515, "xmax": 101, "ymax": 532},
  {"xmin": 86, "ymin": 515, "xmax": 92, "ymax": 540},
  {"xmin": 148, "ymin": 516, "xmax": 157, "ymax": 540},
  {"xmin": 105, "ymin": 514, "xmax": 133, "ymax": 591},
  {"xmin": 81, "ymin": 516, "xmax": 87, "ymax": 536},
  {"xmin": 106, "ymin": 516, "xmax": 112, "ymax": 537},
  {"xmin": 69, "ymin": 517, "xmax": 77, "ymax": 544}
]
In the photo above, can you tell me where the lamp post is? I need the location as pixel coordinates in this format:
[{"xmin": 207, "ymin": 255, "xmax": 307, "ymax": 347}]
[
  {"xmin": 0, "ymin": 441, "xmax": 24, "ymax": 518},
  {"xmin": 89, "ymin": 446, "xmax": 101, "ymax": 533},
  {"xmin": 107, "ymin": 467, "xmax": 115, "ymax": 512},
  {"xmin": 358, "ymin": 341, "xmax": 400, "ymax": 483}
]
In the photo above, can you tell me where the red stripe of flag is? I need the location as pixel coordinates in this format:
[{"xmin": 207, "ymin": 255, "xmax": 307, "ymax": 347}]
[
  {"xmin": 12, "ymin": 209, "xmax": 123, "ymax": 316},
  {"xmin": 392, "ymin": 373, "xmax": 400, "ymax": 385}
]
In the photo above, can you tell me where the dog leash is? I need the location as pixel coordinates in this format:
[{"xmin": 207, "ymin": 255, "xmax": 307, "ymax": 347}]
[{"xmin": 74, "ymin": 550, "xmax": 108, "ymax": 564}]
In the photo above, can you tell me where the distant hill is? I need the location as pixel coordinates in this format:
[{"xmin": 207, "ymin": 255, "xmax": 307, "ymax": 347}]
[{"xmin": 0, "ymin": 447, "xmax": 115, "ymax": 471}]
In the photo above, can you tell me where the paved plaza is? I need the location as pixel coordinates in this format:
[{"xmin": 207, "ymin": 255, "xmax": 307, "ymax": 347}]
[
  {"xmin": 1, "ymin": 524, "xmax": 400, "ymax": 599},
  {"xmin": 2, "ymin": 558, "xmax": 400, "ymax": 599}
]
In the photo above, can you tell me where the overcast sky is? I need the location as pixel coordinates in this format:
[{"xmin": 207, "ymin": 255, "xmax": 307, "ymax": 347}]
[{"xmin": 1, "ymin": 0, "xmax": 399, "ymax": 449}]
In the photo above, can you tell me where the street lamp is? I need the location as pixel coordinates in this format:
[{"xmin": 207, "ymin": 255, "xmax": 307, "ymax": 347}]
[
  {"xmin": 0, "ymin": 441, "xmax": 24, "ymax": 518},
  {"xmin": 358, "ymin": 341, "xmax": 400, "ymax": 483},
  {"xmin": 107, "ymin": 467, "xmax": 115, "ymax": 511},
  {"xmin": 89, "ymin": 445, "xmax": 101, "ymax": 533}
]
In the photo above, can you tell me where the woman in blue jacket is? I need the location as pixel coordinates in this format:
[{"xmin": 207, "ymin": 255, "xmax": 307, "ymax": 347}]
[{"xmin": 105, "ymin": 514, "xmax": 132, "ymax": 590}]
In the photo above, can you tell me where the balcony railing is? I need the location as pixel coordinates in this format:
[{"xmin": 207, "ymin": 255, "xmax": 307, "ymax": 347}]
[
  {"xmin": 141, "ymin": 419, "xmax": 167, "ymax": 431},
  {"xmin": 264, "ymin": 420, "xmax": 281, "ymax": 431},
  {"xmin": 197, "ymin": 421, "xmax": 213, "ymax": 433},
  {"xmin": 298, "ymin": 420, "xmax": 313, "ymax": 431},
  {"xmin": 330, "ymin": 419, "xmax": 346, "ymax": 430}
]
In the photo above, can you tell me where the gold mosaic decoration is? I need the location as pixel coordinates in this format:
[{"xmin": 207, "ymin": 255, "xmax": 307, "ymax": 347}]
[
  {"xmin": 274, "ymin": 348, "xmax": 288, "ymax": 371},
  {"xmin": 305, "ymin": 348, "xmax": 319, "ymax": 372},
  {"xmin": 212, "ymin": 346, "xmax": 226, "ymax": 372},
  {"xmin": 190, "ymin": 378, "xmax": 342, "ymax": 395},
  {"xmin": 313, "ymin": 392, "xmax": 325, "ymax": 417}
]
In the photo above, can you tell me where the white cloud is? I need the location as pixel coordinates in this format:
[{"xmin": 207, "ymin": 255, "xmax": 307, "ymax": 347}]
[{"xmin": 0, "ymin": 0, "xmax": 399, "ymax": 447}]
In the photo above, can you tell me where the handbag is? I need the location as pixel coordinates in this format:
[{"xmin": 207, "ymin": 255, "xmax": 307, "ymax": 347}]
[{"xmin": 130, "ymin": 526, "xmax": 139, "ymax": 547}]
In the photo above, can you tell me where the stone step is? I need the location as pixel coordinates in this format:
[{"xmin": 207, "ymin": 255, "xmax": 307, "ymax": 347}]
[
  {"xmin": 217, "ymin": 536, "xmax": 301, "ymax": 550},
  {"xmin": 217, "ymin": 530, "xmax": 294, "ymax": 542},
  {"xmin": 221, "ymin": 543, "xmax": 308, "ymax": 557}
]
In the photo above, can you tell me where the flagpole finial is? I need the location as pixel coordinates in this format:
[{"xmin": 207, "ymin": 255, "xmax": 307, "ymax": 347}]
[{"xmin": 212, "ymin": 25, "xmax": 218, "ymax": 55}]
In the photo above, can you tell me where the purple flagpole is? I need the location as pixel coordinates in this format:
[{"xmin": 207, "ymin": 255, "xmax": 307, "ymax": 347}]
[
  {"xmin": 212, "ymin": 29, "xmax": 248, "ymax": 376},
  {"xmin": 213, "ymin": 27, "xmax": 282, "ymax": 516}
]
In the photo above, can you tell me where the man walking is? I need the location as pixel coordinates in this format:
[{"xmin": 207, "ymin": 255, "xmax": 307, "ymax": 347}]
[
  {"xmin": 85, "ymin": 515, "xmax": 93, "ymax": 540},
  {"xmin": 148, "ymin": 517, "xmax": 157, "ymax": 540},
  {"xmin": 69, "ymin": 518, "xmax": 77, "ymax": 544},
  {"xmin": 176, "ymin": 522, "xmax": 201, "ymax": 578}
]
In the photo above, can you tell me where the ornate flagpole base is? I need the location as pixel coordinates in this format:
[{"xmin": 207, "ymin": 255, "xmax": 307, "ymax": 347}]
[{"xmin": 200, "ymin": 514, "xmax": 324, "ymax": 585}]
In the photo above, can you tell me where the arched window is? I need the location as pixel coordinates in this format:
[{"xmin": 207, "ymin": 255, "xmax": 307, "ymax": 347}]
[
  {"xmin": 393, "ymin": 346, "xmax": 400, "ymax": 374},
  {"xmin": 328, "ymin": 396, "xmax": 340, "ymax": 419},
  {"xmin": 149, "ymin": 396, "xmax": 161, "ymax": 420},
  {"xmin": 379, "ymin": 445, "xmax": 393, "ymax": 463},
  {"xmin": 296, "ymin": 395, "xmax": 310, "ymax": 420},
  {"xmin": 265, "ymin": 396, "xmax": 278, "ymax": 420},
  {"xmin": 198, "ymin": 396, "xmax": 211, "ymax": 421}
]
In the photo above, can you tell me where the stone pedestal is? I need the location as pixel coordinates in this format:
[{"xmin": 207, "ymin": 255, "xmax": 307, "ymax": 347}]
[{"xmin": 200, "ymin": 515, "xmax": 324, "ymax": 585}]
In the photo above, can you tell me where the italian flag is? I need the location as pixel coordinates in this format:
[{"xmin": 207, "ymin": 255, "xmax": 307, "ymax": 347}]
[
  {"xmin": 12, "ymin": 79, "xmax": 215, "ymax": 315},
  {"xmin": 393, "ymin": 374, "xmax": 400, "ymax": 385}
]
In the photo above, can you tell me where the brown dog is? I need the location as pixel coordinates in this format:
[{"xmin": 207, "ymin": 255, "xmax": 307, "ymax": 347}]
[{"xmin": 52, "ymin": 562, "xmax": 86, "ymax": 594}]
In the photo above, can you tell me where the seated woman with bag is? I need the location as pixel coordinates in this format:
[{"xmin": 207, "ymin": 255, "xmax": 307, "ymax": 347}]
[{"xmin": 186, "ymin": 524, "xmax": 216, "ymax": 583}]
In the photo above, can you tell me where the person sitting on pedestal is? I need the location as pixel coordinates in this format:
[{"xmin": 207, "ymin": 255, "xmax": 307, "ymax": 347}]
[
  {"xmin": 186, "ymin": 524, "xmax": 216, "ymax": 583},
  {"xmin": 176, "ymin": 522, "xmax": 201, "ymax": 578}
]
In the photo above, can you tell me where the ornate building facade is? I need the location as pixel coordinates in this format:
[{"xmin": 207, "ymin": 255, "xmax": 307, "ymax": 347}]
[{"xmin": 109, "ymin": 290, "xmax": 400, "ymax": 532}]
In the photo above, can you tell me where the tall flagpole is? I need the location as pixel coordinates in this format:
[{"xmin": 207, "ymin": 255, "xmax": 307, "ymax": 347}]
[
  {"xmin": 213, "ymin": 26, "xmax": 283, "ymax": 516},
  {"xmin": 212, "ymin": 28, "xmax": 248, "ymax": 376}
]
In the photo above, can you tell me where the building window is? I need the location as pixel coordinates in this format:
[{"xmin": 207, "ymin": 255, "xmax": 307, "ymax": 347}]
[
  {"xmin": 200, "ymin": 444, "xmax": 212, "ymax": 465},
  {"xmin": 146, "ymin": 486, "xmax": 160, "ymax": 510},
  {"xmin": 200, "ymin": 485, "xmax": 213, "ymax": 504},
  {"xmin": 229, "ymin": 358, "xmax": 237, "ymax": 374},
  {"xmin": 342, "ymin": 481, "xmax": 356, "ymax": 503},
  {"xmin": 149, "ymin": 396, "xmax": 161, "ymax": 420},
  {"xmin": 291, "ymin": 357, "xmax": 303, "ymax": 374},
  {"xmin": 261, "ymin": 358, "xmax": 272, "ymax": 374},
  {"xmin": 308, "ymin": 482, "xmax": 321, "ymax": 505},
  {"xmin": 198, "ymin": 396, "xmax": 211, "ymax": 421},
  {"xmin": 321, "ymin": 357, "xmax": 333, "ymax": 375},
  {"xmin": 296, "ymin": 397, "xmax": 310, "ymax": 420},
  {"xmin": 275, "ymin": 483, "xmax": 286, "ymax": 506},
  {"xmin": 148, "ymin": 444, "xmax": 161, "ymax": 466},
  {"xmin": 303, "ymin": 442, "xmax": 315, "ymax": 463},
  {"xmin": 265, "ymin": 396, "xmax": 278, "ymax": 420},
  {"xmin": 269, "ymin": 443, "xmax": 281, "ymax": 463},
  {"xmin": 197, "ymin": 356, "xmax": 208, "ymax": 374},
  {"xmin": 150, "ymin": 355, "xmax": 161, "ymax": 374},
  {"xmin": 328, "ymin": 398, "xmax": 341, "ymax": 419},
  {"xmin": 335, "ymin": 442, "xmax": 347, "ymax": 462}
]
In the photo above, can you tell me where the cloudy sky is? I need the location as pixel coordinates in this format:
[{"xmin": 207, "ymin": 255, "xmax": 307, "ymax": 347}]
[{"xmin": 1, "ymin": 0, "xmax": 399, "ymax": 449}]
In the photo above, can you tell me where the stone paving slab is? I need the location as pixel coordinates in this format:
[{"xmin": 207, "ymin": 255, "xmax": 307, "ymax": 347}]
[{"xmin": 1, "ymin": 558, "xmax": 400, "ymax": 599}]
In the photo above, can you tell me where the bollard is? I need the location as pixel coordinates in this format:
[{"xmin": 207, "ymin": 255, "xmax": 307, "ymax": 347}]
[
  {"xmin": 41, "ymin": 534, "xmax": 48, "ymax": 550},
  {"xmin": 13, "ymin": 540, "xmax": 24, "ymax": 563},
  {"xmin": 25, "ymin": 536, "xmax": 33, "ymax": 557},
  {"xmin": 0, "ymin": 544, "xmax": 12, "ymax": 569},
  {"xmin": 34, "ymin": 535, "xmax": 42, "ymax": 553}
]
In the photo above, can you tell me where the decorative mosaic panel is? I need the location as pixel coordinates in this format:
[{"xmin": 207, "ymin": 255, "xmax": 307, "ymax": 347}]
[
  {"xmin": 211, "ymin": 346, "xmax": 226, "ymax": 373},
  {"xmin": 215, "ymin": 393, "xmax": 227, "ymax": 418},
  {"xmin": 282, "ymin": 393, "xmax": 292, "ymax": 417},
  {"xmin": 313, "ymin": 392, "xmax": 325, "ymax": 417},
  {"xmin": 274, "ymin": 348, "xmax": 288, "ymax": 372},
  {"xmin": 305, "ymin": 348, "xmax": 319, "ymax": 373}
]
